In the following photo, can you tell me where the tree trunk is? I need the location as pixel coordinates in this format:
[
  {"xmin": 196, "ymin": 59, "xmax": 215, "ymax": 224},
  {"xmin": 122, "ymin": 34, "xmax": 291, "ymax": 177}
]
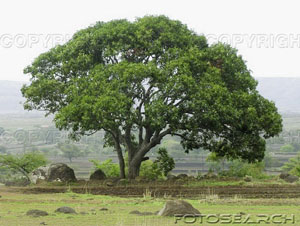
[
  {"xmin": 115, "ymin": 144, "xmax": 126, "ymax": 179},
  {"xmin": 118, "ymin": 154, "xmax": 126, "ymax": 179},
  {"xmin": 128, "ymin": 160, "xmax": 141, "ymax": 179}
]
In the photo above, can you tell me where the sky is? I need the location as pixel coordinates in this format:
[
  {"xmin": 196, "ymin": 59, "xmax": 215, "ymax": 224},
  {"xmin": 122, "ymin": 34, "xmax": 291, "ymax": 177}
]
[{"xmin": 1, "ymin": 0, "xmax": 300, "ymax": 82}]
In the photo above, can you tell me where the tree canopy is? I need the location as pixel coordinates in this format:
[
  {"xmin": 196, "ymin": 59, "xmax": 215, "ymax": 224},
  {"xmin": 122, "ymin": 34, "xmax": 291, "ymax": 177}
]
[{"xmin": 22, "ymin": 15, "xmax": 282, "ymax": 178}]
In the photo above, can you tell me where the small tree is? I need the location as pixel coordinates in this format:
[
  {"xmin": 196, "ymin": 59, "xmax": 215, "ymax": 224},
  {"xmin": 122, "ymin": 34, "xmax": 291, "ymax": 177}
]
[
  {"xmin": 57, "ymin": 142, "xmax": 84, "ymax": 163},
  {"xmin": 281, "ymin": 153, "xmax": 300, "ymax": 176},
  {"xmin": 154, "ymin": 147, "xmax": 175, "ymax": 176},
  {"xmin": 206, "ymin": 152, "xmax": 226, "ymax": 173},
  {"xmin": 0, "ymin": 152, "xmax": 47, "ymax": 181},
  {"xmin": 280, "ymin": 144, "xmax": 295, "ymax": 152},
  {"xmin": 90, "ymin": 159, "xmax": 120, "ymax": 178}
]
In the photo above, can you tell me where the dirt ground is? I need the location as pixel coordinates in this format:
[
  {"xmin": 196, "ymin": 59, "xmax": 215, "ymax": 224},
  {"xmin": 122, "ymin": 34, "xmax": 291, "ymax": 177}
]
[{"xmin": 4, "ymin": 183, "xmax": 300, "ymax": 199}]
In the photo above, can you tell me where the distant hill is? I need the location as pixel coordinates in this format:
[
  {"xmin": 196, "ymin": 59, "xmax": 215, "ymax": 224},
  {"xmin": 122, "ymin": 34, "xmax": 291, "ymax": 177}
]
[{"xmin": 0, "ymin": 77, "xmax": 299, "ymax": 114}]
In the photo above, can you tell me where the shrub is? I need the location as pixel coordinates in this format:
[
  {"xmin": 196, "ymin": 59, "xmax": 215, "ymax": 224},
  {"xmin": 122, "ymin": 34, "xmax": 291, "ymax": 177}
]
[
  {"xmin": 281, "ymin": 153, "xmax": 300, "ymax": 176},
  {"xmin": 0, "ymin": 152, "xmax": 48, "ymax": 182},
  {"xmin": 139, "ymin": 160, "xmax": 162, "ymax": 180},
  {"xmin": 90, "ymin": 159, "xmax": 120, "ymax": 178},
  {"xmin": 226, "ymin": 160, "xmax": 267, "ymax": 179},
  {"xmin": 154, "ymin": 148, "xmax": 175, "ymax": 176}
]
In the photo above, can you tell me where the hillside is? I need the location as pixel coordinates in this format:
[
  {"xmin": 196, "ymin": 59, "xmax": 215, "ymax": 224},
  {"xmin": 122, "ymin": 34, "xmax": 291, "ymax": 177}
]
[{"xmin": 0, "ymin": 77, "xmax": 299, "ymax": 114}]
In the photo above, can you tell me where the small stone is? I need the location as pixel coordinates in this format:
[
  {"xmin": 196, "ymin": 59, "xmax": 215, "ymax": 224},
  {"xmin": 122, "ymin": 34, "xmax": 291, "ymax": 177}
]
[
  {"xmin": 106, "ymin": 182, "xmax": 113, "ymax": 187},
  {"xmin": 80, "ymin": 212, "xmax": 88, "ymax": 215},
  {"xmin": 140, "ymin": 212, "xmax": 154, "ymax": 216},
  {"xmin": 244, "ymin": 175, "xmax": 252, "ymax": 182},
  {"xmin": 129, "ymin": 210, "xmax": 141, "ymax": 215},
  {"xmin": 99, "ymin": 208, "xmax": 108, "ymax": 211},
  {"xmin": 26, "ymin": 209, "xmax": 49, "ymax": 217},
  {"xmin": 55, "ymin": 207, "xmax": 77, "ymax": 214}
]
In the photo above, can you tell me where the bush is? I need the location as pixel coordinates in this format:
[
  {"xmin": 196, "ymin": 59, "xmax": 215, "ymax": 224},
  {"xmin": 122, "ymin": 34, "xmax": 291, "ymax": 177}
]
[
  {"xmin": 90, "ymin": 159, "xmax": 120, "ymax": 178},
  {"xmin": 154, "ymin": 148, "xmax": 175, "ymax": 176},
  {"xmin": 139, "ymin": 160, "xmax": 162, "ymax": 180},
  {"xmin": 90, "ymin": 148, "xmax": 174, "ymax": 180},
  {"xmin": 226, "ymin": 160, "xmax": 267, "ymax": 179},
  {"xmin": 0, "ymin": 152, "xmax": 48, "ymax": 182},
  {"xmin": 281, "ymin": 153, "xmax": 300, "ymax": 177}
]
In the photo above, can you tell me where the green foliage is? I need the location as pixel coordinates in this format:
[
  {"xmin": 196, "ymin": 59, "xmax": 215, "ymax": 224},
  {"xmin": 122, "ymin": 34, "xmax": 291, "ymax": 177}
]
[
  {"xmin": 263, "ymin": 152, "xmax": 280, "ymax": 168},
  {"xmin": 139, "ymin": 148, "xmax": 175, "ymax": 180},
  {"xmin": 0, "ymin": 152, "xmax": 47, "ymax": 181},
  {"xmin": 207, "ymin": 152, "xmax": 226, "ymax": 173},
  {"xmin": 280, "ymin": 144, "xmax": 295, "ymax": 152},
  {"xmin": 281, "ymin": 153, "xmax": 300, "ymax": 176},
  {"xmin": 139, "ymin": 160, "xmax": 162, "ymax": 180},
  {"xmin": 90, "ymin": 159, "xmax": 120, "ymax": 178},
  {"xmin": 57, "ymin": 142, "xmax": 85, "ymax": 162},
  {"xmin": 22, "ymin": 15, "xmax": 283, "ymax": 179},
  {"xmin": 154, "ymin": 147, "xmax": 175, "ymax": 176},
  {"xmin": 225, "ymin": 160, "xmax": 266, "ymax": 179}
]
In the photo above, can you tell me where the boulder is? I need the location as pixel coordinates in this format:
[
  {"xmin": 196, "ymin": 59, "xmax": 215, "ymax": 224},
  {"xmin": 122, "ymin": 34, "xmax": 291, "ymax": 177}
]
[
  {"xmin": 26, "ymin": 209, "xmax": 49, "ymax": 217},
  {"xmin": 167, "ymin": 174, "xmax": 177, "ymax": 180},
  {"xmin": 99, "ymin": 208, "xmax": 108, "ymax": 211},
  {"xmin": 284, "ymin": 175, "xmax": 299, "ymax": 183},
  {"xmin": 204, "ymin": 172, "xmax": 217, "ymax": 179},
  {"xmin": 55, "ymin": 206, "xmax": 77, "ymax": 214},
  {"xmin": 177, "ymin": 174, "xmax": 188, "ymax": 179},
  {"xmin": 129, "ymin": 210, "xmax": 141, "ymax": 215},
  {"xmin": 48, "ymin": 163, "xmax": 77, "ymax": 182},
  {"xmin": 89, "ymin": 169, "xmax": 106, "ymax": 181},
  {"xmin": 30, "ymin": 166, "xmax": 49, "ymax": 184},
  {"xmin": 244, "ymin": 175, "xmax": 252, "ymax": 182},
  {"xmin": 30, "ymin": 163, "xmax": 77, "ymax": 183},
  {"xmin": 279, "ymin": 172, "xmax": 290, "ymax": 180},
  {"xmin": 158, "ymin": 200, "xmax": 200, "ymax": 216}
]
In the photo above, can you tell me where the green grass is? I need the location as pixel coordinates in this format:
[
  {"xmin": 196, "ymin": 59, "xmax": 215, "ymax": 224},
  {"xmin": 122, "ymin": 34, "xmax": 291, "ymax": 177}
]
[{"xmin": 0, "ymin": 188, "xmax": 299, "ymax": 226}]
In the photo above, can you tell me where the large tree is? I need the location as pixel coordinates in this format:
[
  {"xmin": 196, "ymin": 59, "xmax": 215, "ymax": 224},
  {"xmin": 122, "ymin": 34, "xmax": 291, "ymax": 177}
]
[{"xmin": 22, "ymin": 15, "xmax": 282, "ymax": 179}]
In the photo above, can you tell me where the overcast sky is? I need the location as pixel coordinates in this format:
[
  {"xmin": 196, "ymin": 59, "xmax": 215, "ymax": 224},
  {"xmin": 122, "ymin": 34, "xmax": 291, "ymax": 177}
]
[{"xmin": 1, "ymin": 0, "xmax": 300, "ymax": 82}]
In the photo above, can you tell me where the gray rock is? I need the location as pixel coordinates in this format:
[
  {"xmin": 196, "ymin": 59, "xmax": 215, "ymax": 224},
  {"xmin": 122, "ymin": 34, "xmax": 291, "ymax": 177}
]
[
  {"xmin": 279, "ymin": 172, "xmax": 290, "ymax": 180},
  {"xmin": 129, "ymin": 210, "xmax": 141, "ymax": 215},
  {"xmin": 177, "ymin": 174, "xmax": 188, "ymax": 179},
  {"xmin": 30, "ymin": 163, "xmax": 77, "ymax": 183},
  {"xmin": 99, "ymin": 208, "xmax": 108, "ymax": 211},
  {"xmin": 167, "ymin": 174, "xmax": 177, "ymax": 180},
  {"xmin": 284, "ymin": 175, "xmax": 299, "ymax": 183},
  {"xmin": 89, "ymin": 169, "xmax": 106, "ymax": 181},
  {"xmin": 244, "ymin": 175, "xmax": 252, "ymax": 182},
  {"xmin": 30, "ymin": 166, "xmax": 49, "ymax": 184},
  {"xmin": 48, "ymin": 163, "xmax": 77, "ymax": 182},
  {"xmin": 26, "ymin": 209, "xmax": 49, "ymax": 217},
  {"xmin": 158, "ymin": 200, "xmax": 200, "ymax": 216},
  {"xmin": 55, "ymin": 206, "xmax": 77, "ymax": 214},
  {"xmin": 204, "ymin": 172, "xmax": 217, "ymax": 179},
  {"xmin": 80, "ymin": 211, "xmax": 88, "ymax": 215}
]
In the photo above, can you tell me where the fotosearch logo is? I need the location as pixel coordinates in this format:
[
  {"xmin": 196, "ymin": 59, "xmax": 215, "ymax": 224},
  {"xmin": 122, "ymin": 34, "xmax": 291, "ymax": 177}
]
[
  {"xmin": 0, "ymin": 33, "xmax": 71, "ymax": 49},
  {"xmin": 174, "ymin": 214, "xmax": 295, "ymax": 224}
]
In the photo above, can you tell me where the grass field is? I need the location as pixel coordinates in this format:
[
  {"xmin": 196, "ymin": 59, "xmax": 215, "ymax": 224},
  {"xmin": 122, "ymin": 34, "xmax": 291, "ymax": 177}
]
[{"xmin": 0, "ymin": 186, "xmax": 299, "ymax": 226}]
